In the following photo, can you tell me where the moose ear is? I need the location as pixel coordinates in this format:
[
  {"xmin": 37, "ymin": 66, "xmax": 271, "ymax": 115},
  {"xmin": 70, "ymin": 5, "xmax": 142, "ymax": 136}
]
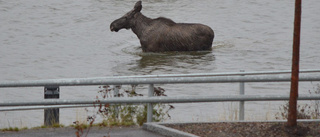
[{"xmin": 133, "ymin": 1, "xmax": 142, "ymax": 12}]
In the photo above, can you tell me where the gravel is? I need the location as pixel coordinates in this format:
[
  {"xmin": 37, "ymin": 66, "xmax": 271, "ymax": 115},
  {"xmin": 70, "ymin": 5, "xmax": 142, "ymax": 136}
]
[{"xmin": 165, "ymin": 122, "xmax": 320, "ymax": 137}]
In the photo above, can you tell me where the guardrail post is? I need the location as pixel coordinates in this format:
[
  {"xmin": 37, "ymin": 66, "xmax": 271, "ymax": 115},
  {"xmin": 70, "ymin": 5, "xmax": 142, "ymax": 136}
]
[
  {"xmin": 239, "ymin": 70, "xmax": 245, "ymax": 120},
  {"xmin": 44, "ymin": 86, "xmax": 59, "ymax": 126},
  {"xmin": 147, "ymin": 84, "xmax": 154, "ymax": 122},
  {"xmin": 113, "ymin": 85, "xmax": 121, "ymax": 118}
]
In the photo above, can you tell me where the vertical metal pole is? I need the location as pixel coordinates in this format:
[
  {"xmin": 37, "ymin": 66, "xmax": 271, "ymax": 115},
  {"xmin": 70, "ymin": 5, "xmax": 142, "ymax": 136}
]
[
  {"xmin": 113, "ymin": 85, "xmax": 120, "ymax": 118},
  {"xmin": 113, "ymin": 85, "xmax": 120, "ymax": 97},
  {"xmin": 147, "ymin": 84, "xmax": 154, "ymax": 122},
  {"xmin": 288, "ymin": 0, "xmax": 301, "ymax": 127},
  {"xmin": 44, "ymin": 86, "xmax": 59, "ymax": 126},
  {"xmin": 239, "ymin": 70, "xmax": 245, "ymax": 120}
]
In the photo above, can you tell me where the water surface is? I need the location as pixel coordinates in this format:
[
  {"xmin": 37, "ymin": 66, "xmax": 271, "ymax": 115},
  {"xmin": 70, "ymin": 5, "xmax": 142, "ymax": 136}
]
[{"xmin": 0, "ymin": 0, "xmax": 319, "ymax": 128}]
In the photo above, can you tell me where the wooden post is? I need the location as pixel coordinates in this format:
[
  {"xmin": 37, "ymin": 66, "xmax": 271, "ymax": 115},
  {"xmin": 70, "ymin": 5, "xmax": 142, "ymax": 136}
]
[{"xmin": 287, "ymin": 0, "xmax": 301, "ymax": 127}]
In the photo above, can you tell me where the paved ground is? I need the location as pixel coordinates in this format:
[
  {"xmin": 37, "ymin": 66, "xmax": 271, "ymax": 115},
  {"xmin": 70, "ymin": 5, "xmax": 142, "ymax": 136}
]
[{"xmin": 0, "ymin": 126, "xmax": 165, "ymax": 137}]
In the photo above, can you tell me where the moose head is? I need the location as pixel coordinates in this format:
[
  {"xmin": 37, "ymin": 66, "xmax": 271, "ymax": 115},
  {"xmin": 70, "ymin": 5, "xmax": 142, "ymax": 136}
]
[{"xmin": 110, "ymin": 1, "xmax": 142, "ymax": 32}]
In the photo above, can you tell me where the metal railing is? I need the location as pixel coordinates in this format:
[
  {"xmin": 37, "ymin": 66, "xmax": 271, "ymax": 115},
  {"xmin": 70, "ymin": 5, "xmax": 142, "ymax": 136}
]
[
  {"xmin": 1, "ymin": 69, "xmax": 320, "ymax": 124},
  {"xmin": 1, "ymin": 69, "xmax": 320, "ymax": 88}
]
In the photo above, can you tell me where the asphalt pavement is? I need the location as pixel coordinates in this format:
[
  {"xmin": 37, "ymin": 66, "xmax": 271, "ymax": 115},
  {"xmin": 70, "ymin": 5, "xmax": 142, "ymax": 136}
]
[{"xmin": 0, "ymin": 126, "xmax": 165, "ymax": 137}]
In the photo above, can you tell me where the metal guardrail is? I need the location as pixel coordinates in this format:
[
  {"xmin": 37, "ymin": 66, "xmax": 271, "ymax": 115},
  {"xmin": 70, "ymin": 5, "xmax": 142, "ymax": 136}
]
[
  {"xmin": 1, "ymin": 95, "xmax": 320, "ymax": 106},
  {"xmin": 0, "ymin": 104, "xmax": 94, "ymax": 111},
  {"xmin": 1, "ymin": 69, "xmax": 320, "ymax": 124},
  {"xmin": 1, "ymin": 72, "xmax": 320, "ymax": 88}
]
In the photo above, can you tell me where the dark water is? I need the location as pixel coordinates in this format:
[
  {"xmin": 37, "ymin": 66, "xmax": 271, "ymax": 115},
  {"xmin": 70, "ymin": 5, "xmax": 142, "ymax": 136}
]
[{"xmin": 1, "ymin": 0, "xmax": 319, "ymax": 128}]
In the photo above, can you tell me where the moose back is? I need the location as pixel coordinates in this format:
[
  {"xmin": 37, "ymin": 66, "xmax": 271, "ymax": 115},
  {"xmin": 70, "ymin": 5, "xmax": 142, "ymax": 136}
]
[{"xmin": 110, "ymin": 1, "xmax": 214, "ymax": 52}]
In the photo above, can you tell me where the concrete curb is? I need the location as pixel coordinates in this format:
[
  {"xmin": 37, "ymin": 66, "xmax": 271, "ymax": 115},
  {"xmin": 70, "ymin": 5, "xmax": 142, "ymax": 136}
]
[
  {"xmin": 143, "ymin": 122, "xmax": 198, "ymax": 137},
  {"xmin": 143, "ymin": 119, "xmax": 320, "ymax": 137}
]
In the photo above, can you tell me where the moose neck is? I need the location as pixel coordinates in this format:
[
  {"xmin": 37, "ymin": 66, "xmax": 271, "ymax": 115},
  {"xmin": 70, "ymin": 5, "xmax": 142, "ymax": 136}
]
[{"xmin": 131, "ymin": 12, "xmax": 152, "ymax": 39}]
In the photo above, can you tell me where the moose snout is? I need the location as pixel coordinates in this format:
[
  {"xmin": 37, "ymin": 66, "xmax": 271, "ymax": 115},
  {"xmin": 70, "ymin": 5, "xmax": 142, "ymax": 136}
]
[
  {"xmin": 110, "ymin": 26, "xmax": 115, "ymax": 32},
  {"xmin": 110, "ymin": 24, "xmax": 119, "ymax": 32},
  {"xmin": 110, "ymin": 23, "xmax": 116, "ymax": 32}
]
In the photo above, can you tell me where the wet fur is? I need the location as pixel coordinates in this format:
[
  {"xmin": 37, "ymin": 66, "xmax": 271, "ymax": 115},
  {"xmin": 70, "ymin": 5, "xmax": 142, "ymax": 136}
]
[{"xmin": 110, "ymin": 1, "xmax": 214, "ymax": 52}]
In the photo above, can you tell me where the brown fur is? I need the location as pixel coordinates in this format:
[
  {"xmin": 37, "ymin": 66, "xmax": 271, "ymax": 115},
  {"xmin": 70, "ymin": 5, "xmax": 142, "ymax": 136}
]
[{"xmin": 110, "ymin": 1, "xmax": 214, "ymax": 52}]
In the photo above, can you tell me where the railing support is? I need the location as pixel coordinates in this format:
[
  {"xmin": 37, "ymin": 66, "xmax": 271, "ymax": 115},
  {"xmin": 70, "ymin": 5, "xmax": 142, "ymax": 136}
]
[
  {"xmin": 44, "ymin": 86, "xmax": 59, "ymax": 126},
  {"xmin": 147, "ymin": 84, "xmax": 154, "ymax": 122},
  {"xmin": 113, "ymin": 85, "xmax": 121, "ymax": 118},
  {"xmin": 239, "ymin": 70, "xmax": 245, "ymax": 120}
]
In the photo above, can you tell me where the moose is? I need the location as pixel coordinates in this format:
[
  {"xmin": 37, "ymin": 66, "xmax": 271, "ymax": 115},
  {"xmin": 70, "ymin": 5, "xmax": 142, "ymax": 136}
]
[{"xmin": 110, "ymin": 1, "xmax": 214, "ymax": 52}]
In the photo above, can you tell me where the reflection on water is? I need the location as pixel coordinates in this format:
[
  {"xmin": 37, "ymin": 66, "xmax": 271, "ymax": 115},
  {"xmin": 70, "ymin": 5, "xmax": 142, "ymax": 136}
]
[
  {"xmin": 138, "ymin": 51, "xmax": 214, "ymax": 68},
  {"xmin": 121, "ymin": 51, "xmax": 215, "ymax": 75},
  {"xmin": 115, "ymin": 44, "xmax": 216, "ymax": 75}
]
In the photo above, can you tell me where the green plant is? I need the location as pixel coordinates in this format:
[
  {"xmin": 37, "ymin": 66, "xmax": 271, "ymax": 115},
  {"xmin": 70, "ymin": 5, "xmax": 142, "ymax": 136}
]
[
  {"xmin": 1, "ymin": 127, "xmax": 19, "ymax": 132},
  {"xmin": 276, "ymin": 83, "xmax": 320, "ymax": 119},
  {"xmin": 73, "ymin": 85, "xmax": 174, "ymax": 136},
  {"xmin": 52, "ymin": 123, "xmax": 65, "ymax": 128},
  {"xmin": 96, "ymin": 86, "xmax": 174, "ymax": 126},
  {"xmin": 20, "ymin": 127, "xmax": 28, "ymax": 130},
  {"xmin": 0, "ymin": 126, "xmax": 29, "ymax": 132}
]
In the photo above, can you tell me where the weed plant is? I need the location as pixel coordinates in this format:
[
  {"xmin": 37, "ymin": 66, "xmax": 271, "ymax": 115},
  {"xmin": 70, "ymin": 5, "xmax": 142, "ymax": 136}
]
[
  {"xmin": 72, "ymin": 85, "xmax": 174, "ymax": 137},
  {"xmin": 276, "ymin": 83, "xmax": 320, "ymax": 119},
  {"xmin": 96, "ymin": 85, "xmax": 174, "ymax": 126},
  {"xmin": 1, "ymin": 127, "xmax": 19, "ymax": 132}
]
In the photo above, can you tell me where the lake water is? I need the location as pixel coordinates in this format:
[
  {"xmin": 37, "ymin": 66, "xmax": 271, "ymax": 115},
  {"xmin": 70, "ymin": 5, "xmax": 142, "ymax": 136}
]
[{"xmin": 1, "ymin": 0, "xmax": 320, "ymax": 128}]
